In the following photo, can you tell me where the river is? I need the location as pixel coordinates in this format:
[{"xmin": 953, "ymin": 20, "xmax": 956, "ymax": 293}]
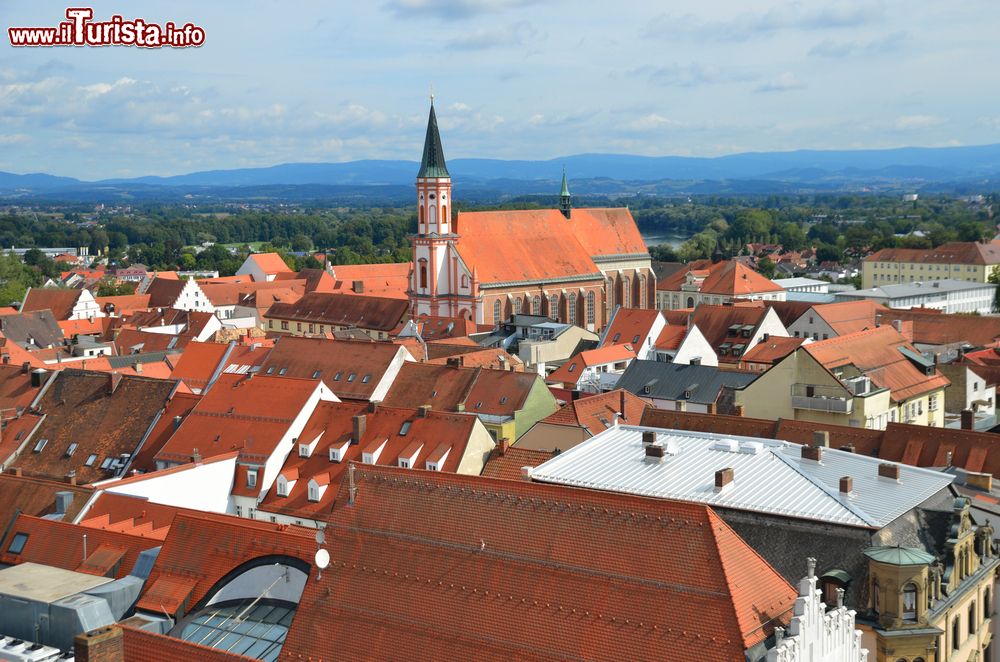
[{"xmin": 640, "ymin": 231, "xmax": 692, "ymax": 249}]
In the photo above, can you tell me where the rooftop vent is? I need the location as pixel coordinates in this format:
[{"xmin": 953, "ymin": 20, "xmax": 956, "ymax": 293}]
[
  {"xmin": 839, "ymin": 476, "xmax": 853, "ymax": 495},
  {"xmin": 712, "ymin": 438, "xmax": 740, "ymax": 453},
  {"xmin": 738, "ymin": 441, "xmax": 764, "ymax": 455}
]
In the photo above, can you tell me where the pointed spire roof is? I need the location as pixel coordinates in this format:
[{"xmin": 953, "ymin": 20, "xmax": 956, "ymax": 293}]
[
  {"xmin": 560, "ymin": 167, "xmax": 571, "ymax": 197},
  {"xmin": 418, "ymin": 101, "xmax": 449, "ymax": 178}
]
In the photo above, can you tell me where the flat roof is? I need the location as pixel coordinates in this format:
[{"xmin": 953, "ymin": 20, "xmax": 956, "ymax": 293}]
[
  {"xmin": 0, "ymin": 562, "xmax": 112, "ymax": 603},
  {"xmin": 838, "ymin": 279, "xmax": 996, "ymax": 300},
  {"xmin": 529, "ymin": 424, "xmax": 954, "ymax": 529}
]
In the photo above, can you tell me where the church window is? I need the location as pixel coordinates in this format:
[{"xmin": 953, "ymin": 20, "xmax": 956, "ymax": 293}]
[
  {"xmin": 568, "ymin": 295, "xmax": 577, "ymax": 325},
  {"xmin": 639, "ymin": 274, "xmax": 647, "ymax": 308},
  {"xmin": 548, "ymin": 295, "xmax": 559, "ymax": 319},
  {"xmin": 441, "ymin": 205, "xmax": 447, "ymax": 223},
  {"xmin": 686, "ymin": 297, "xmax": 695, "ymax": 308},
  {"xmin": 461, "ymin": 274, "xmax": 469, "ymax": 288},
  {"xmin": 607, "ymin": 279, "xmax": 615, "ymax": 310},
  {"xmin": 418, "ymin": 259, "xmax": 428, "ymax": 289},
  {"xmin": 514, "ymin": 297, "xmax": 522, "ymax": 313},
  {"xmin": 623, "ymin": 278, "xmax": 631, "ymax": 307},
  {"xmin": 419, "ymin": 206, "xmax": 425, "ymax": 227},
  {"xmin": 903, "ymin": 583, "xmax": 917, "ymax": 621},
  {"xmin": 493, "ymin": 299, "xmax": 502, "ymax": 322},
  {"xmin": 531, "ymin": 296, "xmax": 541, "ymax": 315},
  {"xmin": 587, "ymin": 292, "xmax": 596, "ymax": 324}
]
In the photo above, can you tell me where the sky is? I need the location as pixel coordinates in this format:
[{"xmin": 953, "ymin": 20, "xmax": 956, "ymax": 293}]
[{"xmin": 0, "ymin": 0, "xmax": 998, "ymax": 179}]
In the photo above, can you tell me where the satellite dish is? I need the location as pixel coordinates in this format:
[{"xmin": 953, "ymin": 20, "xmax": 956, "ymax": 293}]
[
  {"xmin": 315, "ymin": 548, "xmax": 330, "ymax": 570},
  {"xmin": 315, "ymin": 529, "xmax": 326, "ymax": 545}
]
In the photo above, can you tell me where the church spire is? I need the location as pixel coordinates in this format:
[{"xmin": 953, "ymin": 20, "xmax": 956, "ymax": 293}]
[
  {"xmin": 559, "ymin": 167, "xmax": 572, "ymax": 219},
  {"xmin": 418, "ymin": 99, "xmax": 449, "ymax": 179}
]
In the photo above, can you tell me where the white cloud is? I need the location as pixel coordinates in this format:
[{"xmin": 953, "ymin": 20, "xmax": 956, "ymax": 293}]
[
  {"xmin": 894, "ymin": 115, "xmax": 944, "ymax": 130},
  {"xmin": 754, "ymin": 72, "xmax": 806, "ymax": 93},
  {"xmin": 627, "ymin": 114, "xmax": 684, "ymax": 131}
]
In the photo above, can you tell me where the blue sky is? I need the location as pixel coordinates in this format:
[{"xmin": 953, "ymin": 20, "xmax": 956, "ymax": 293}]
[{"xmin": 0, "ymin": 0, "xmax": 997, "ymax": 178}]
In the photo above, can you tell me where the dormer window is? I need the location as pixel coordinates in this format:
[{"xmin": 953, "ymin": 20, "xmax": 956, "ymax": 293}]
[
  {"xmin": 299, "ymin": 443, "xmax": 310, "ymax": 458},
  {"xmin": 276, "ymin": 474, "xmax": 292, "ymax": 497},
  {"xmin": 246, "ymin": 468, "xmax": 258, "ymax": 488}
]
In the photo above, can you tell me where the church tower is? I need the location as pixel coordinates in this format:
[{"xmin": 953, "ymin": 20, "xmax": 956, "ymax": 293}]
[
  {"xmin": 559, "ymin": 168, "xmax": 572, "ymax": 219},
  {"xmin": 410, "ymin": 99, "xmax": 462, "ymax": 318}
]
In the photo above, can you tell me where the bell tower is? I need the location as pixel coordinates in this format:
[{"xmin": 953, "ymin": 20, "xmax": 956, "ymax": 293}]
[{"xmin": 410, "ymin": 98, "xmax": 458, "ymax": 317}]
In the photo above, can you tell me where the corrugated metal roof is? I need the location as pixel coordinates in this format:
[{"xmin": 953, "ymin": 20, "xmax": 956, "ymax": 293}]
[{"xmin": 529, "ymin": 425, "xmax": 953, "ymax": 529}]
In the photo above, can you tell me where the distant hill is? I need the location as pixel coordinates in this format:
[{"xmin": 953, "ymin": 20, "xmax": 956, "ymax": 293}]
[{"xmin": 2, "ymin": 143, "xmax": 998, "ymax": 200}]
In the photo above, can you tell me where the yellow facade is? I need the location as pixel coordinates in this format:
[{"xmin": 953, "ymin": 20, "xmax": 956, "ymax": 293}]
[
  {"xmin": 862, "ymin": 260, "xmax": 989, "ymax": 289},
  {"xmin": 737, "ymin": 349, "xmax": 947, "ymax": 430},
  {"xmin": 264, "ymin": 316, "xmax": 391, "ymax": 340}
]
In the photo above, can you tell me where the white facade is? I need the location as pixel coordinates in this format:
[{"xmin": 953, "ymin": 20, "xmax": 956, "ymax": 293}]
[
  {"xmin": 671, "ymin": 325, "xmax": 717, "ymax": 367},
  {"xmin": 170, "ymin": 278, "xmax": 215, "ymax": 314},
  {"xmin": 787, "ymin": 309, "xmax": 839, "ymax": 341},
  {"xmin": 93, "ymin": 454, "xmax": 238, "ymax": 514},
  {"xmin": 773, "ymin": 278, "xmax": 830, "ymax": 294},
  {"xmin": 766, "ymin": 559, "xmax": 868, "ymax": 662},
  {"xmin": 369, "ymin": 346, "xmax": 415, "ymax": 402},
  {"xmin": 68, "ymin": 289, "xmax": 105, "ymax": 321},
  {"xmin": 835, "ymin": 280, "xmax": 997, "ymax": 315}
]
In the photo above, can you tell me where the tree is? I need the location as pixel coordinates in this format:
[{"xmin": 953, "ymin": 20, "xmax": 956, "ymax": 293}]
[
  {"xmin": 757, "ymin": 257, "xmax": 776, "ymax": 279},
  {"xmin": 989, "ymin": 266, "xmax": 1000, "ymax": 313},
  {"xmin": 291, "ymin": 234, "xmax": 314, "ymax": 252},
  {"xmin": 96, "ymin": 280, "xmax": 138, "ymax": 297}
]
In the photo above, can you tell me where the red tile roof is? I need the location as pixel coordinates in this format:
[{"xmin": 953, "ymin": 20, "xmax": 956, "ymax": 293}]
[
  {"xmin": 265, "ymin": 292, "xmax": 410, "ymax": 332},
  {"xmin": 259, "ymin": 336, "xmax": 406, "ymax": 400},
  {"xmin": 135, "ymin": 511, "xmax": 315, "ymax": 616},
  {"xmin": 865, "ymin": 241, "xmax": 1000, "ymax": 265},
  {"xmin": 168, "ymin": 341, "xmax": 231, "ymax": 391},
  {"xmin": 199, "ymin": 279, "xmax": 305, "ymax": 307},
  {"xmin": 282, "ymin": 465, "xmax": 796, "ymax": 662},
  {"xmin": 423, "ymin": 342, "xmax": 523, "ymax": 370},
  {"xmin": 258, "ymin": 401, "xmax": 481, "ymax": 520},
  {"xmin": 153, "ymin": 373, "xmax": 322, "ymax": 466},
  {"xmin": 480, "ymin": 445, "xmax": 555, "ymax": 480},
  {"xmin": 79, "ymin": 492, "xmax": 209, "ymax": 541},
  {"xmin": 881, "ymin": 308, "xmax": 1000, "ymax": 347},
  {"xmin": 329, "ymin": 262, "xmax": 410, "ymax": 299},
  {"xmin": 653, "ymin": 324, "xmax": 687, "ymax": 351},
  {"xmin": 0, "ymin": 474, "xmax": 92, "ymax": 539},
  {"xmin": 9, "ymin": 369, "xmax": 176, "ymax": 484},
  {"xmin": 546, "ymin": 344, "xmax": 636, "ymax": 386},
  {"xmin": 700, "ymin": 260, "xmax": 784, "ymax": 296},
  {"xmin": 740, "ymin": 336, "xmax": 805, "ymax": 366},
  {"xmin": 0, "ymin": 363, "xmax": 44, "ymax": 415},
  {"xmin": 602, "ymin": 307, "xmax": 662, "ymax": 348},
  {"xmin": 144, "ymin": 278, "xmax": 187, "ymax": 308},
  {"xmin": 246, "ymin": 252, "xmax": 293, "ymax": 275},
  {"xmin": 690, "ymin": 304, "xmax": 770, "ymax": 363},
  {"xmin": 657, "ymin": 258, "xmax": 714, "ymax": 292},
  {"xmin": 539, "ymin": 389, "xmax": 648, "ymax": 433},
  {"xmin": 0, "ymin": 514, "xmax": 161, "ymax": 578},
  {"xmin": 804, "ymin": 326, "xmax": 950, "ymax": 402},
  {"xmin": 382, "ymin": 362, "xmax": 546, "ymax": 417},
  {"xmin": 20, "ymin": 287, "xmax": 82, "ymax": 320},
  {"xmin": 113, "ymin": 328, "xmax": 194, "ymax": 355},
  {"xmin": 121, "ymin": 625, "xmax": 257, "ymax": 662},
  {"xmin": 95, "ymin": 293, "xmax": 152, "ymax": 315},
  {"xmin": 415, "ymin": 314, "xmax": 478, "ymax": 340},
  {"xmin": 810, "ymin": 300, "xmax": 888, "ymax": 336}
]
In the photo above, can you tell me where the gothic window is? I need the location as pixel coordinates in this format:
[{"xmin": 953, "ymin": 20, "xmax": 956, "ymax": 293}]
[
  {"xmin": 461, "ymin": 274, "xmax": 469, "ymax": 288},
  {"xmin": 623, "ymin": 277, "xmax": 631, "ymax": 307},
  {"xmin": 903, "ymin": 583, "xmax": 918, "ymax": 621},
  {"xmin": 531, "ymin": 296, "xmax": 541, "ymax": 315},
  {"xmin": 548, "ymin": 295, "xmax": 559, "ymax": 319},
  {"xmin": 639, "ymin": 274, "xmax": 647, "ymax": 308},
  {"xmin": 969, "ymin": 601, "xmax": 977, "ymax": 634},
  {"xmin": 587, "ymin": 291, "xmax": 596, "ymax": 324},
  {"xmin": 568, "ymin": 295, "xmax": 577, "ymax": 325},
  {"xmin": 418, "ymin": 259, "xmax": 428, "ymax": 289},
  {"xmin": 607, "ymin": 279, "xmax": 615, "ymax": 310},
  {"xmin": 493, "ymin": 299, "xmax": 502, "ymax": 323},
  {"xmin": 514, "ymin": 297, "xmax": 522, "ymax": 313}
]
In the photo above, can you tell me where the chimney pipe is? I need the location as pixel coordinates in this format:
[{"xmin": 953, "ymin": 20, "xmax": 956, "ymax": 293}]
[
  {"xmin": 839, "ymin": 476, "xmax": 853, "ymax": 494},
  {"xmin": 368, "ymin": 400, "xmax": 380, "ymax": 413},
  {"xmin": 715, "ymin": 467, "xmax": 734, "ymax": 491},
  {"xmin": 497, "ymin": 438, "xmax": 509, "ymax": 456},
  {"xmin": 352, "ymin": 414, "xmax": 366, "ymax": 444},
  {"xmin": 842, "ymin": 443, "xmax": 855, "ymax": 454}
]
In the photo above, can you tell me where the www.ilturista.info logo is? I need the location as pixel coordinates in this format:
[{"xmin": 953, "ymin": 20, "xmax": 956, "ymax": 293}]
[{"xmin": 8, "ymin": 8, "xmax": 205, "ymax": 48}]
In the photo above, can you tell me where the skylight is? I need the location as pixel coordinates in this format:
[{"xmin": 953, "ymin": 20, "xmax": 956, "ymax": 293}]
[
  {"xmin": 65, "ymin": 442, "xmax": 78, "ymax": 457},
  {"xmin": 312, "ymin": 370, "xmax": 321, "ymax": 379},
  {"xmin": 347, "ymin": 373, "xmax": 356, "ymax": 382},
  {"xmin": 399, "ymin": 421, "xmax": 412, "ymax": 436},
  {"xmin": 85, "ymin": 454, "xmax": 97, "ymax": 466},
  {"xmin": 33, "ymin": 438, "xmax": 48, "ymax": 453},
  {"xmin": 7, "ymin": 532, "xmax": 28, "ymax": 555}
]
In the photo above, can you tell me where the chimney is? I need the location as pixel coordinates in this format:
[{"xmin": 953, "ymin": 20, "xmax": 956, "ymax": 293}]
[
  {"xmin": 191, "ymin": 448, "xmax": 202, "ymax": 464},
  {"xmin": 705, "ymin": 402, "xmax": 716, "ymax": 415},
  {"xmin": 368, "ymin": 400, "xmax": 379, "ymax": 413},
  {"xmin": 446, "ymin": 357, "xmax": 464, "ymax": 368},
  {"xmin": 689, "ymin": 356, "xmax": 702, "ymax": 366},
  {"xmin": 352, "ymin": 279, "xmax": 364, "ymax": 294},
  {"xmin": 74, "ymin": 625, "xmax": 124, "ymax": 662},
  {"xmin": 842, "ymin": 443, "xmax": 855, "ymax": 454},
  {"xmin": 734, "ymin": 405, "xmax": 745, "ymax": 417},
  {"xmin": 21, "ymin": 361, "xmax": 30, "ymax": 374},
  {"xmin": 812, "ymin": 430, "xmax": 830, "ymax": 448},
  {"xmin": 1, "ymin": 354, "xmax": 7, "ymax": 365},
  {"xmin": 715, "ymin": 467, "xmax": 734, "ymax": 491},
  {"xmin": 64, "ymin": 472, "xmax": 77, "ymax": 486},
  {"xmin": 55, "ymin": 489, "xmax": 75, "ymax": 514},
  {"xmin": 418, "ymin": 404, "xmax": 432, "ymax": 418},
  {"xmin": 801, "ymin": 445, "xmax": 822, "ymax": 462},
  {"xmin": 11, "ymin": 467, "xmax": 22, "ymax": 477},
  {"xmin": 134, "ymin": 362, "xmax": 142, "ymax": 374},
  {"xmin": 965, "ymin": 470, "xmax": 993, "ymax": 492},
  {"xmin": 878, "ymin": 463, "xmax": 900, "ymax": 481},
  {"xmin": 352, "ymin": 414, "xmax": 366, "ymax": 443},
  {"xmin": 455, "ymin": 403, "xmax": 465, "ymax": 412},
  {"xmin": 839, "ymin": 476, "xmax": 853, "ymax": 495},
  {"xmin": 107, "ymin": 372, "xmax": 123, "ymax": 395},
  {"xmin": 644, "ymin": 444, "xmax": 665, "ymax": 462},
  {"xmin": 892, "ymin": 319, "xmax": 902, "ymax": 333},
  {"xmin": 642, "ymin": 431, "xmax": 656, "ymax": 445},
  {"xmin": 762, "ymin": 333, "xmax": 769, "ymax": 342},
  {"xmin": 875, "ymin": 313, "xmax": 882, "ymax": 328},
  {"xmin": 497, "ymin": 437, "xmax": 509, "ymax": 456},
  {"xmin": 675, "ymin": 400, "xmax": 687, "ymax": 412},
  {"xmin": 30, "ymin": 369, "xmax": 46, "ymax": 388},
  {"xmin": 961, "ymin": 409, "xmax": 974, "ymax": 431}
]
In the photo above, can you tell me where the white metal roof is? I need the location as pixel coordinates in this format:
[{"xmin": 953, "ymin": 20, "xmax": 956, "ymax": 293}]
[{"xmin": 528, "ymin": 425, "xmax": 954, "ymax": 529}]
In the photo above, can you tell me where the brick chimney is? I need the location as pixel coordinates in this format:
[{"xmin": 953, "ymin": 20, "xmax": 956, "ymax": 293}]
[
  {"xmin": 642, "ymin": 431, "xmax": 656, "ymax": 445},
  {"xmin": 644, "ymin": 444, "xmax": 665, "ymax": 462},
  {"xmin": 497, "ymin": 437, "xmax": 509, "ymax": 456},
  {"xmin": 705, "ymin": 402, "xmax": 716, "ymax": 415},
  {"xmin": 734, "ymin": 405, "xmax": 745, "ymax": 417},
  {"xmin": 715, "ymin": 467, "xmax": 734, "ymax": 491},
  {"xmin": 352, "ymin": 279, "xmax": 364, "ymax": 294},
  {"xmin": 74, "ymin": 625, "xmax": 124, "ymax": 662},
  {"xmin": 107, "ymin": 372, "xmax": 123, "ymax": 395},
  {"xmin": 839, "ymin": 476, "xmax": 853, "ymax": 494},
  {"xmin": 961, "ymin": 409, "xmax": 974, "ymax": 430},
  {"xmin": 878, "ymin": 463, "xmax": 900, "ymax": 481},
  {"xmin": 418, "ymin": 404, "xmax": 432, "ymax": 418},
  {"xmin": 801, "ymin": 445, "xmax": 822, "ymax": 462},
  {"xmin": 352, "ymin": 414, "xmax": 366, "ymax": 443}
]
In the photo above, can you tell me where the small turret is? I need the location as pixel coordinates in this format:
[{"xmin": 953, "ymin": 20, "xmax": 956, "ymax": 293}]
[{"xmin": 559, "ymin": 168, "xmax": 571, "ymax": 219}]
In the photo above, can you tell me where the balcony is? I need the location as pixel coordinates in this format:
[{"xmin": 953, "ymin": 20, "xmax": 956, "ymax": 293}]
[{"xmin": 791, "ymin": 383, "xmax": 853, "ymax": 414}]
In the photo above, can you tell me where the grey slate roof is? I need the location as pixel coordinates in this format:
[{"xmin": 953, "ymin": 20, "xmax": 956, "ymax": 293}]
[
  {"xmin": 417, "ymin": 103, "xmax": 449, "ymax": 178},
  {"xmin": 0, "ymin": 311, "xmax": 64, "ymax": 349},
  {"xmin": 615, "ymin": 360, "xmax": 758, "ymax": 404}
]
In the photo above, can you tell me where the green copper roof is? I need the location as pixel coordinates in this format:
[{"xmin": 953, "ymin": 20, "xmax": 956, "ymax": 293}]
[
  {"xmin": 560, "ymin": 168, "xmax": 571, "ymax": 197},
  {"xmin": 418, "ymin": 103, "xmax": 449, "ymax": 178},
  {"xmin": 863, "ymin": 546, "xmax": 934, "ymax": 566}
]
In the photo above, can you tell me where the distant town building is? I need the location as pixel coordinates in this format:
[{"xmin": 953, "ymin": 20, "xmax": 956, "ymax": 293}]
[
  {"xmin": 834, "ymin": 279, "xmax": 997, "ymax": 315},
  {"xmin": 862, "ymin": 241, "xmax": 1000, "ymax": 289},
  {"xmin": 656, "ymin": 257, "xmax": 786, "ymax": 310}
]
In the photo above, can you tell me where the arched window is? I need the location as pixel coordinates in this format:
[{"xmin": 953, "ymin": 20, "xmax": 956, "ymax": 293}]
[
  {"xmin": 419, "ymin": 205, "xmax": 425, "ymax": 227},
  {"xmin": 547, "ymin": 295, "xmax": 559, "ymax": 319},
  {"xmin": 441, "ymin": 204, "xmax": 448, "ymax": 225},
  {"xmin": 985, "ymin": 586, "xmax": 991, "ymax": 621},
  {"xmin": 969, "ymin": 601, "xmax": 977, "ymax": 634},
  {"xmin": 461, "ymin": 274, "xmax": 469, "ymax": 288},
  {"xmin": 639, "ymin": 274, "xmax": 647, "ymax": 308},
  {"xmin": 686, "ymin": 296, "xmax": 695, "ymax": 308},
  {"xmin": 514, "ymin": 297, "xmax": 522, "ymax": 314},
  {"xmin": 902, "ymin": 583, "xmax": 918, "ymax": 621},
  {"xmin": 623, "ymin": 278, "xmax": 631, "ymax": 308},
  {"xmin": 493, "ymin": 299, "xmax": 502, "ymax": 324},
  {"xmin": 873, "ymin": 579, "xmax": 880, "ymax": 614},
  {"xmin": 568, "ymin": 294, "xmax": 577, "ymax": 325},
  {"xmin": 953, "ymin": 616, "xmax": 961, "ymax": 650},
  {"xmin": 418, "ymin": 259, "xmax": 428, "ymax": 290},
  {"xmin": 587, "ymin": 291, "xmax": 596, "ymax": 325},
  {"xmin": 531, "ymin": 296, "xmax": 541, "ymax": 315}
]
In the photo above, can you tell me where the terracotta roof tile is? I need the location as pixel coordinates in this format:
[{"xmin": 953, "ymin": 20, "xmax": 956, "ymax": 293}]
[
  {"xmin": 602, "ymin": 307, "xmax": 662, "ymax": 348},
  {"xmin": 246, "ymin": 252, "xmax": 293, "ymax": 275},
  {"xmin": 700, "ymin": 260, "xmax": 784, "ymax": 296},
  {"xmin": 144, "ymin": 278, "xmax": 187, "ymax": 308},
  {"xmin": 382, "ymin": 362, "xmax": 545, "ymax": 417},
  {"xmin": 95, "ymin": 293, "xmax": 152, "ymax": 315},
  {"xmin": 20, "ymin": 287, "xmax": 83, "ymax": 320},
  {"xmin": 865, "ymin": 241, "xmax": 1000, "ymax": 265},
  {"xmin": 810, "ymin": 300, "xmax": 888, "ymax": 335},
  {"xmin": 740, "ymin": 336, "xmax": 805, "ymax": 365},
  {"xmin": 121, "ymin": 624, "xmax": 257, "ymax": 662},
  {"xmin": 546, "ymin": 344, "xmax": 635, "ymax": 386},
  {"xmin": 168, "ymin": 341, "xmax": 231, "ymax": 391},
  {"xmin": 329, "ymin": 262, "xmax": 410, "ymax": 299},
  {"xmin": 540, "ymin": 389, "xmax": 648, "ymax": 434},
  {"xmin": 481, "ymin": 446, "xmax": 555, "ymax": 479},
  {"xmin": 654, "ymin": 324, "xmax": 687, "ymax": 351}
]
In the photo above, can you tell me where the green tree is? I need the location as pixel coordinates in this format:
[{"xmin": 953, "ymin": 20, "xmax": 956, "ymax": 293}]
[
  {"xmin": 757, "ymin": 257, "xmax": 776, "ymax": 279},
  {"xmin": 96, "ymin": 280, "xmax": 138, "ymax": 297}
]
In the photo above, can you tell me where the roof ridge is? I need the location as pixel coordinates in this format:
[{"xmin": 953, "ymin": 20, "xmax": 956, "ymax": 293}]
[{"xmin": 768, "ymin": 446, "xmax": 878, "ymax": 526}]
